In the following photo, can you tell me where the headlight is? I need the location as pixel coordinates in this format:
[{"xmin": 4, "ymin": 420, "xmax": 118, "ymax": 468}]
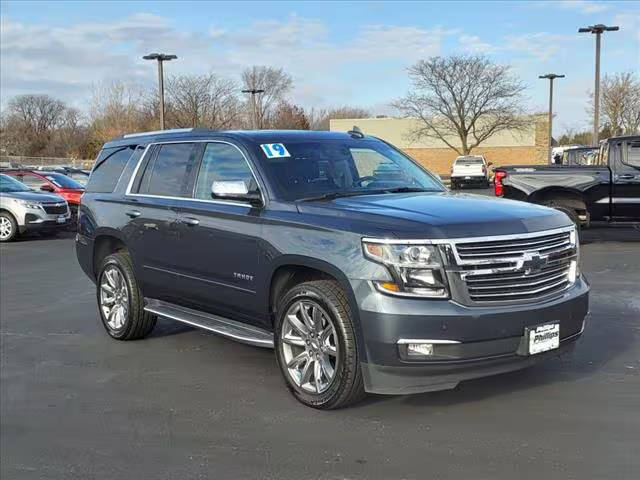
[
  {"xmin": 568, "ymin": 225, "xmax": 580, "ymax": 284},
  {"xmin": 15, "ymin": 199, "xmax": 43, "ymax": 210},
  {"xmin": 362, "ymin": 241, "xmax": 449, "ymax": 298}
]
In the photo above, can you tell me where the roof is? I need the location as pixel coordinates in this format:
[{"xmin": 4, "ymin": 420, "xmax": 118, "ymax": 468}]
[
  {"xmin": 606, "ymin": 134, "xmax": 640, "ymax": 142},
  {"xmin": 104, "ymin": 128, "xmax": 371, "ymax": 148}
]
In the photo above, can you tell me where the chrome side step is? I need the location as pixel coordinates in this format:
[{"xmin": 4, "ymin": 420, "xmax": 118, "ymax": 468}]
[{"xmin": 144, "ymin": 298, "xmax": 274, "ymax": 348}]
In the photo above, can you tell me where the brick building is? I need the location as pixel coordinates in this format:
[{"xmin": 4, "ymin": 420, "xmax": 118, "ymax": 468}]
[{"xmin": 330, "ymin": 115, "xmax": 550, "ymax": 176}]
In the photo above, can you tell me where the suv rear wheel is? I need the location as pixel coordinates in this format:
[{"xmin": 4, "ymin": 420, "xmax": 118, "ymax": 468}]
[
  {"xmin": 97, "ymin": 252, "xmax": 156, "ymax": 340},
  {"xmin": 275, "ymin": 280, "xmax": 365, "ymax": 409}
]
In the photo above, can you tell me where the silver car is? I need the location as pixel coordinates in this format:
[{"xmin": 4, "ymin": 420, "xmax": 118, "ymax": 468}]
[{"xmin": 0, "ymin": 173, "xmax": 71, "ymax": 242}]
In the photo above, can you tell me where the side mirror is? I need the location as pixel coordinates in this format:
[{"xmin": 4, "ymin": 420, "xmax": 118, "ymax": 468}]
[
  {"xmin": 212, "ymin": 180, "xmax": 262, "ymax": 206},
  {"xmin": 40, "ymin": 184, "xmax": 54, "ymax": 192}
]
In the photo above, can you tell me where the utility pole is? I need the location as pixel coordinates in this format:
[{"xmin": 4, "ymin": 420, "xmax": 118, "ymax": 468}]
[
  {"xmin": 242, "ymin": 89, "xmax": 265, "ymax": 129},
  {"xmin": 539, "ymin": 73, "xmax": 564, "ymax": 164},
  {"xmin": 143, "ymin": 53, "xmax": 178, "ymax": 130},
  {"xmin": 578, "ymin": 24, "xmax": 619, "ymax": 146}
]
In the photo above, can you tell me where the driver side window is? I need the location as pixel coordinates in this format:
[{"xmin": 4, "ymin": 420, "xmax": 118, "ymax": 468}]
[
  {"xmin": 351, "ymin": 148, "xmax": 404, "ymax": 182},
  {"xmin": 194, "ymin": 143, "xmax": 255, "ymax": 200}
]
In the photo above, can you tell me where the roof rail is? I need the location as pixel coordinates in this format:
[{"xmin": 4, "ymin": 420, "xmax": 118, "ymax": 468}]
[{"xmin": 121, "ymin": 128, "xmax": 195, "ymax": 139}]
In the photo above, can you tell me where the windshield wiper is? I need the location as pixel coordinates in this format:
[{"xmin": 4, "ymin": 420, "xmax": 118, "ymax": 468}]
[
  {"xmin": 380, "ymin": 187, "xmax": 438, "ymax": 193},
  {"xmin": 296, "ymin": 190, "xmax": 388, "ymax": 202}
]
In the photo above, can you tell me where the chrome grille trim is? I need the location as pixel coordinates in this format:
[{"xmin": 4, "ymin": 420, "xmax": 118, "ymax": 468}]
[{"xmin": 442, "ymin": 226, "xmax": 578, "ymax": 305}]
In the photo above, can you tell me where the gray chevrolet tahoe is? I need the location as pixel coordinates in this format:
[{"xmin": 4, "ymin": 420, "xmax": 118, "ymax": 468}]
[{"xmin": 76, "ymin": 129, "xmax": 589, "ymax": 409}]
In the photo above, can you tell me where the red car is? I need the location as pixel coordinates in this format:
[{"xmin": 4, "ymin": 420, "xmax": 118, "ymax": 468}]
[{"xmin": 3, "ymin": 170, "xmax": 84, "ymax": 223}]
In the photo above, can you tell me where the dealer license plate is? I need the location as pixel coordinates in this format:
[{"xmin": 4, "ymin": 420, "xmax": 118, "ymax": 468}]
[
  {"xmin": 526, "ymin": 323, "xmax": 560, "ymax": 355},
  {"xmin": 464, "ymin": 176, "xmax": 471, "ymax": 179},
  {"xmin": 57, "ymin": 215, "xmax": 66, "ymax": 224}
]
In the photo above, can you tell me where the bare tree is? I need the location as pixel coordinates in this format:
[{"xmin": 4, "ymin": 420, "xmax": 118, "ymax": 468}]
[
  {"xmin": 271, "ymin": 101, "xmax": 310, "ymax": 130},
  {"xmin": 165, "ymin": 73, "xmax": 241, "ymax": 129},
  {"xmin": 88, "ymin": 80, "xmax": 155, "ymax": 146},
  {"xmin": 309, "ymin": 106, "xmax": 371, "ymax": 131},
  {"xmin": 241, "ymin": 66, "xmax": 293, "ymax": 128},
  {"xmin": 393, "ymin": 55, "xmax": 528, "ymax": 155},
  {"xmin": 593, "ymin": 72, "xmax": 640, "ymax": 136},
  {"xmin": 1, "ymin": 94, "xmax": 68, "ymax": 156}
]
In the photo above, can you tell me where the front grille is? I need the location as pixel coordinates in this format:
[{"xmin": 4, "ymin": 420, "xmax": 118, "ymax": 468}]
[
  {"xmin": 42, "ymin": 203, "xmax": 67, "ymax": 215},
  {"xmin": 451, "ymin": 229, "xmax": 577, "ymax": 304}
]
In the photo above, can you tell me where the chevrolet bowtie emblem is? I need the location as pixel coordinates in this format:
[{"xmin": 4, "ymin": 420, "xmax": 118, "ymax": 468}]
[{"xmin": 518, "ymin": 253, "xmax": 548, "ymax": 275}]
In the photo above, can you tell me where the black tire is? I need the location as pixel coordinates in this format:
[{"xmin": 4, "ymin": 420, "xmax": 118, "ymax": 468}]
[
  {"xmin": 450, "ymin": 181, "xmax": 457, "ymax": 190},
  {"xmin": 0, "ymin": 211, "xmax": 18, "ymax": 242},
  {"xmin": 274, "ymin": 280, "xmax": 366, "ymax": 409},
  {"xmin": 96, "ymin": 252, "xmax": 156, "ymax": 340},
  {"xmin": 544, "ymin": 201, "xmax": 580, "ymax": 227}
]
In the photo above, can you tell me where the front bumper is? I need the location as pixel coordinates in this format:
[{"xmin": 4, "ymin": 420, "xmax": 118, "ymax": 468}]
[
  {"xmin": 351, "ymin": 275, "xmax": 589, "ymax": 394},
  {"xmin": 18, "ymin": 211, "xmax": 71, "ymax": 233}
]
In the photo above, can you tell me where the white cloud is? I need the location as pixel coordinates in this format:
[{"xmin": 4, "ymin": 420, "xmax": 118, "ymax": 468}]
[
  {"xmin": 458, "ymin": 34, "xmax": 497, "ymax": 54},
  {"xmin": 554, "ymin": 0, "xmax": 612, "ymax": 14},
  {"xmin": 1, "ymin": 13, "xmax": 459, "ymax": 112}
]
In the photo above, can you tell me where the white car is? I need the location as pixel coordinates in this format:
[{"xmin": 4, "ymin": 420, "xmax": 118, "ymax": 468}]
[{"xmin": 450, "ymin": 155, "xmax": 491, "ymax": 189}]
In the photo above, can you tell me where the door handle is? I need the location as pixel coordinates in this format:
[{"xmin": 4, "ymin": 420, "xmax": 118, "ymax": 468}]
[
  {"xmin": 617, "ymin": 174, "xmax": 635, "ymax": 180},
  {"xmin": 125, "ymin": 210, "xmax": 141, "ymax": 218},
  {"xmin": 180, "ymin": 217, "xmax": 200, "ymax": 226}
]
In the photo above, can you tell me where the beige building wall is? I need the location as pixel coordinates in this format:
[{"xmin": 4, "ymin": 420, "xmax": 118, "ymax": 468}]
[{"xmin": 330, "ymin": 115, "xmax": 549, "ymax": 175}]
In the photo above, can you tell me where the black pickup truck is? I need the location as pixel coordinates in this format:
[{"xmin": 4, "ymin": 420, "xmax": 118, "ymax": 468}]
[{"xmin": 494, "ymin": 135, "xmax": 640, "ymax": 226}]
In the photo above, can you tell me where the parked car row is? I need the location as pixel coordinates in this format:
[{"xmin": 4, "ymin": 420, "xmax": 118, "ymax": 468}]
[
  {"xmin": 0, "ymin": 174, "xmax": 71, "ymax": 242},
  {"xmin": 1, "ymin": 169, "xmax": 85, "ymax": 225}
]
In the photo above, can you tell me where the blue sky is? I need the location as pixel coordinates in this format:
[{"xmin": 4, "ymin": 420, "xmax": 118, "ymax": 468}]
[{"xmin": 1, "ymin": 0, "xmax": 638, "ymax": 135}]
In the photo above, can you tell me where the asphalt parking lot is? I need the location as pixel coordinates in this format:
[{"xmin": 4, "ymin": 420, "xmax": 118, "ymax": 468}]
[{"xmin": 1, "ymin": 195, "xmax": 639, "ymax": 479}]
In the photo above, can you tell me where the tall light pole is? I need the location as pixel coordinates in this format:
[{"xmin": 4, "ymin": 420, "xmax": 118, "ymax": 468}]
[
  {"xmin": 539, "ymin": 73, "xmax": 564, "ymax": 164},
  {"xmin": 242, "ymin": 89, "xmax": 264, "ymax": 129},
  {"xmin": 578, "ymin": 24, "xmax": 619, "ymax": 146},
  {"xmin": 143, "ymin": 53, "xmax": 177, "ymax": 130}
]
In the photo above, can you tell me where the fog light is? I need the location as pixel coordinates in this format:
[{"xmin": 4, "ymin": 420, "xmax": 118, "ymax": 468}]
[{"xmin": 406, "ymin": 343, "xmax": 433, "ymax": 356}]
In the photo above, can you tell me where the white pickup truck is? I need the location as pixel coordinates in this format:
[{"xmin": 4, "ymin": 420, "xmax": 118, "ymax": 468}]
[{"xmin": 450, "ymin": 155, "xmax": 491, "ymax": 189}]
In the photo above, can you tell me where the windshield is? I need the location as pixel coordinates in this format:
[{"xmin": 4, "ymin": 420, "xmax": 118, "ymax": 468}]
[
  {"xmin": 255, "ymin": 139, "xmax": 444, "ymax": 201},
  {"xmin": 0, "ymin": 174, "xmax": 32, "ymax": 193},
  {"xmin": 43, "ymin": 173, "xmax": 85, "ymax": 190}
]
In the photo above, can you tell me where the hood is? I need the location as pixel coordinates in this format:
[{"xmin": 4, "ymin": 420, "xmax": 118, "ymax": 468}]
[
  {"xmin": 57, "ymin": 189, "xmax": 83, "ymax": 204},
  {"xmin": 0, "ymin": 190, "xmax": 66, "ymax": 203},
  {"xmin": 296, "ymin": 192, "xmax": 571, "ymax": 239}
]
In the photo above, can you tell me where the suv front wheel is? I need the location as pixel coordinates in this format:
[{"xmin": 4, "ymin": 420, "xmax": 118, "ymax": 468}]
[
  {"xmin": 275, "ymin": 280, "xmax": 365, "ymax": 409},
  {"xmin": 97, "ymin": 252, "xmax": 157, "ymax": 340}
]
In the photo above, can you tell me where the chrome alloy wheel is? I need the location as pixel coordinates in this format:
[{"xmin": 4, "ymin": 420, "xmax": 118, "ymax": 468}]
[
  {"xmin": 99, "ymin": 266, "xmax": 129, "ymax": 330},
  {"xmin": 0, "ymin": 217, "xmax": 12, "ymax": 240},
  {"xmin": 281, "ymin": 300, "xmax": 339, "ymax": 394}
]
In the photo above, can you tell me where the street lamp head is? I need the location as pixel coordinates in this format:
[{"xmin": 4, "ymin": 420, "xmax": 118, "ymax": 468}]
[
  {"xmin": 578, "ymin": 24, "xmax": 620, "ymax": 34},
  {"xmin": 242, "ymin": 89, "xmax": 265, "ymax": 94},
  {"xmin": 539, "ymin": 73, "xmax": 565, "ymax": 80},
  {"xmin": 143, "ymin": 53, "xmax": 177, "ymax": 61}
]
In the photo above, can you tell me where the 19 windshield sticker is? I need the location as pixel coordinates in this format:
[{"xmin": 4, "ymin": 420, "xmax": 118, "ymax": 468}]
[{"xmin": 261, "ymin": 143, "xmax": 291, "ymax": 158}]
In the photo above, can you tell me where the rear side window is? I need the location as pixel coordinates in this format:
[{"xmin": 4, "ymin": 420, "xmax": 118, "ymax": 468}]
[
  {"xmin": 138, "ymin": 143, "xmax": 197, "ymax": 197},
  {"xmin": 194, "ymin": 143, "xmax": 254, "ymax": 200},
  {"xmin": 622, "ymin": 141, "xmax": 640, "ymax": 168},
  {"xmin": 87, "ymin": 146, "xmax": 136, "ymax": 193},
  {"xmin": 456, "ymin": 157, "xmax": 484, "ymax": 164},
  {"xmin": 14, "ymin": 173, "xmax": 49, "ymax": 190}
]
